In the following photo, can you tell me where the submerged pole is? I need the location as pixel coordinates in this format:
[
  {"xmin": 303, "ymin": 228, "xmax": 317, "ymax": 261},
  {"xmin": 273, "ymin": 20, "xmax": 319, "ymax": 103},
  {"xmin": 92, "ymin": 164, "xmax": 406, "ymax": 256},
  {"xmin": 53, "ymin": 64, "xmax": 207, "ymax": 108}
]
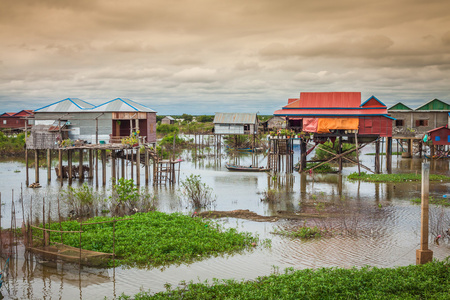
[
  {"xmin": 47, "ymin": 149, "xmax": 51, "ymax": 181},
  {"xmin": 416, "ymin": 161, "xmax": 433, "ymax": 264},
  {"xmin": 35, "ymin": 149, "xmax": 39, "ymax": 183},
  {"xmin": 25, "ymin": 148, "xmax": 29, "ymax": 187}
]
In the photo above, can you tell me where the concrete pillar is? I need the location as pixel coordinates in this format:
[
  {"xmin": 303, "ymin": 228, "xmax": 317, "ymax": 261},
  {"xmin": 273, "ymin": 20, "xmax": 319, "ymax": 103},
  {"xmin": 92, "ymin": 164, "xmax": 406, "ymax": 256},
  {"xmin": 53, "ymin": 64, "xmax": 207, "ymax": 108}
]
[{"xmin": 416, "ymin": 162, "xmax": 433, "ymax": 264}]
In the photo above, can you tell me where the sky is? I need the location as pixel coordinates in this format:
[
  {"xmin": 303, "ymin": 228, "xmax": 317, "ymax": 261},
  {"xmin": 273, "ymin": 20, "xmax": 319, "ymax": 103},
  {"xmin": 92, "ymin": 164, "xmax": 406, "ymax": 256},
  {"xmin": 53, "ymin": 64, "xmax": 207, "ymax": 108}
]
[{"xmin": 1, "ymin": 0, "xmax": 449, "ymax": 115}]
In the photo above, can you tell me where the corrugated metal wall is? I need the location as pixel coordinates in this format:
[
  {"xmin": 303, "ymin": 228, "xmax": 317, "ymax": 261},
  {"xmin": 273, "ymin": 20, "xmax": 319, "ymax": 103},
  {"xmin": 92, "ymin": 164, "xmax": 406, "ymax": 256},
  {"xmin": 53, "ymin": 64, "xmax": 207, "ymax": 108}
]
[{"xmin": 215, "ymin": 124, "xmax": 244, "ymax": 134}]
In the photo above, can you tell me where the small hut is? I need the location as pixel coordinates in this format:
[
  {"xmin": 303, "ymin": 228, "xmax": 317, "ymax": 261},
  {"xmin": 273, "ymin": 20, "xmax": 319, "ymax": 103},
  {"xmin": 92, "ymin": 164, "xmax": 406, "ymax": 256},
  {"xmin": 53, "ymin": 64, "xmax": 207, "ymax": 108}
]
[
  {"xmin": 161, "ymin": 116, "xmax": 175, "ymax": 125},
  {"xmin": 213, "ymin": 113, "xmax": 258, "ymax": 135}
]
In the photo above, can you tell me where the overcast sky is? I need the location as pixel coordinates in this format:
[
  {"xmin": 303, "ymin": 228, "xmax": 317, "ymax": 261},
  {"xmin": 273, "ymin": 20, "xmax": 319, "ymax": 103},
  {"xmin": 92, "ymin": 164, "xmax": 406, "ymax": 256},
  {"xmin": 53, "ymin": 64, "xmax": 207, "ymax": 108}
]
[{"xmin": 1, "ymin": 0, "xmax": 449, "ymax": 115}]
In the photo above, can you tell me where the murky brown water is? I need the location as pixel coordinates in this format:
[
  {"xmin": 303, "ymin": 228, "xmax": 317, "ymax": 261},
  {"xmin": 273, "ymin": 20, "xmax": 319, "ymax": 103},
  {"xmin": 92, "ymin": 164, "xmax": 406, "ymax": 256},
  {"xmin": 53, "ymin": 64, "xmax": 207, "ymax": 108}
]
[{"xmin": 0, "ymin": 144, "xmax": 449, "ymax": 299}]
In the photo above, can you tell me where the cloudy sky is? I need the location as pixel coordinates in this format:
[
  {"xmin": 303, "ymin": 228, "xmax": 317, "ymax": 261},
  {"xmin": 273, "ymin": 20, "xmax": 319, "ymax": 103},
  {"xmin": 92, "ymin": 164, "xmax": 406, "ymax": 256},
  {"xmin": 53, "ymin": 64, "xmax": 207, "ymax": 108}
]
[{"xmin": 1, "ymin": 0, "xmax": 449, "ymax": 114}]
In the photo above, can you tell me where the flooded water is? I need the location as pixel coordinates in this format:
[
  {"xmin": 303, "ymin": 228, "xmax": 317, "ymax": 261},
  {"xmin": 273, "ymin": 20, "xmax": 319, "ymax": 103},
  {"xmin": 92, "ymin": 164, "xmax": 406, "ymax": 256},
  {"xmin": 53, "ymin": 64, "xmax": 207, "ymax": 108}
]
[{"xmin": 0, "ymin": 143, "xmax": 449, "ymax": 299}]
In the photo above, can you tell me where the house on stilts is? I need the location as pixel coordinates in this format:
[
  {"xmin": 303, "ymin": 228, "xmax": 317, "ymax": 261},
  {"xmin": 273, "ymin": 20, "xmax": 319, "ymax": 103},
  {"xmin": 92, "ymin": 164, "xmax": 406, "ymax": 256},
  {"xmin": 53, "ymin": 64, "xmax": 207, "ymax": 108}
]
[{"xmin": 272, "ymin": 92, "xmax": 394, "ymax": 173}]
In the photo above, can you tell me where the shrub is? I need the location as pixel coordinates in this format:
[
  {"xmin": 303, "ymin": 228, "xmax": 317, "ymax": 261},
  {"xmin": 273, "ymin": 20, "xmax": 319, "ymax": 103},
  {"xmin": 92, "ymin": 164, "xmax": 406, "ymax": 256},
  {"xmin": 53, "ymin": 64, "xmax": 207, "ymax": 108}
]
[
  {"xmin": 180, "ymin": 174, "xmax": 216, "ymax": 208},
  {"xmin": 62, "ymin": 183, "xmax": 99, "ymax": 217}
]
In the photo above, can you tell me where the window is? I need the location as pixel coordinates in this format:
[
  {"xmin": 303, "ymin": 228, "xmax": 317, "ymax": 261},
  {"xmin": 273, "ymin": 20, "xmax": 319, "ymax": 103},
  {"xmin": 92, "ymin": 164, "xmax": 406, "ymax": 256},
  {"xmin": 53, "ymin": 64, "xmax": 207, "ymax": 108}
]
[
  {"xmin": 395, "ymin": 119, "xmax": 404, "ymax": 126},
  {"xmin": 415, "ymin": 119, "xmax": 428, "ymax": 127},
  {"xmin": 2, "ymin": 120, "xmax": 6, "ymax": 125},
  {"xmin": 435, "ymin": 136, "xmax": 441, "ymax": 142}
]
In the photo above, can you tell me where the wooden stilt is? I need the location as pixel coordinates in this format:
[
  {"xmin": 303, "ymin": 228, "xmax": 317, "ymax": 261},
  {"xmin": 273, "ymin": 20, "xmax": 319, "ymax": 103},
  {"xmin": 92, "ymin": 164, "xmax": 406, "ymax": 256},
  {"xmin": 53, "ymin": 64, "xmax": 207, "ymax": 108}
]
[
  {"xmin": 121, "ymin": 156, "xmax": 125, "ymax": 179},
  {"xmin": 95, "ymin": 149, "xmax": 99, "ymax": 187},
  {"xmin": 386, "ymin": 137, "xmax": 392, "ymax": 174},
  {"xmin": 35, "ymin": 149, "xmax": 39, "ymax": 183},
  {"xmin": 145, "ymin": 149, "xmax": 149, "ymax": 185},
  {"xmin": 355, "ymin": 132, "xmax": 361, "ymax": 175},
  {"xmin": 68, "ymin": 149, "xmax": 73, "ymax": 185},
  {"xmin": 130, "ymin": 149, "xmax": 134, "ymax": 180},
  {"xmin": 79, "ymin": 148, "xmax": 84, "ymax": 180},
  {"xmin": 338, "ymin": 136, "xmax": 343, "ymax": 173},
  {"xmin": 136, "ymin": 148, "xmax": 140, "ymax": 186},
  {"xmin": 375, "ymin": 139, "xmax": 380, "ymax": 174},
  {"xmin": 25, "ymin": 148, "xmax": 29, "ymax": 187},
  {"xmin": 58, "ymin": 149, "xmax": 63, "ymax": 186},
  {"xmin": 102, "ymin": 149, "xmax": 106, "ymax": 186},
  {"xmin": 89, "ymin": 149, "xmax": 93, "ymax": 178},
  {"xmin": 47, "ymin": 149, "xmax": 51, "ymax": 181},
  {"xmin": 111, "ymin": 150, "xmax": 116, "ymax": 185}
]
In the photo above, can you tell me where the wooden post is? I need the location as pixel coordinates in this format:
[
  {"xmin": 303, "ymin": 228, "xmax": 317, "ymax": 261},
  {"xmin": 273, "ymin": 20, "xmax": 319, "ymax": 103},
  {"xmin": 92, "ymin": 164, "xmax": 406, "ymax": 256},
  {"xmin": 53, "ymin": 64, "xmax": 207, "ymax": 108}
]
[
  {"xmin": 355, "ymin": 132, "xmax": 361, "ymax": 175},
  {"xmin": 95, "ymin": 149, "xmax": 99, "ymax": 187},
  {"xmin": 338, "ymin": 136, "xmax": 343, "ymax": 173},
  {"xmin": 79, "ymin": 148, "xmax": 84, "ymax": 180},
  {"xmin": 35, "ymin": 149, "xmax": 39, "ymax": 183},
  {"xmin": 102, "ymin": 149, "xmax": 106, "ymax": 186},
  {"xmin": 375, "ymin": 139, "xmax": 380, "ymax": 174},
  {"xmin": 136, "ymin": 148, "xmax": 140, "ymax": 186},
  {"xmin": 409, "ymin": 138, "xmax": 413, "ymax": 157},
  {"xmin": 300, "ymin": 139, "xmax": 306, "ymax": 172},
  {"xmin": 58, "ymin": 149, "xmax": 63, "ymax": 186},
  {"xmin": 386, "ymin": 137, "xmax": 392, "ymax": 174},
  {"xmin": 89, "ymin": 149, "xmax": 94, "ymax": 178},
  {"xmin": 145, "ymin": 149, "xmax": 149, "ymax": 185},
  {"xmin": 25, "ymin": 148, "xmax": 29, "ymax": 187},
  {"xmin": 130, "ymin": 149, "xmax": 134, "ymax": 180},
  {"xmin": 68, "ymin": 149, "xmax": 73, "ymax": 185},
  {"xmin": 121, "ymin": 156, "xmax": 125, "ymax": 179},
  {"xmin": 47, "ymin": 149, "xmax": 51, "ymax": 181},
  {"xmin": 111, "ymin": 150, "xmax": 116, "ymax": 185},
  {"xmin": 416, "ymin": 162, "xmax": 433, "ymax": 264}
]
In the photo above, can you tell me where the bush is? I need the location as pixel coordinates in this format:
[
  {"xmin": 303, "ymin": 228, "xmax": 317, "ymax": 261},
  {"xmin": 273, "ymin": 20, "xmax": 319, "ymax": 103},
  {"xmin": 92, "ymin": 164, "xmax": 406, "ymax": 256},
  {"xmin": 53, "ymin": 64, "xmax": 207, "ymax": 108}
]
[
  {"xmin": 110, "ymin": 178, "xmax": 156, "ymax": 215},
  {"xmin": 62, "ymin": 183, "xmax": 99, "ymax": 217},
  {"xmin": 314, "ymin": 140, "xmax": 356, "ymax": 160},
  {"xmin": 180, "ymin": 174, "xmax": 216, "ymax": 208},
  {"xmin": 156, "ymin": 124, "xmax": 179, "ymax": 134}
]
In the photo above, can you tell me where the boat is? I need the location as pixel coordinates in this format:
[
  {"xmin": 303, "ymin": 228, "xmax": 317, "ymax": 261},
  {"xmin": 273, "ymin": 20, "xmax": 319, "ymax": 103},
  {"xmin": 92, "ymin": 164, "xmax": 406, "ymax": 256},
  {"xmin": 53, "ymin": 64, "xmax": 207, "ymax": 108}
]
[{"xmin": 225, "ymin": 163, "xmax": 271, "ymax": 172}]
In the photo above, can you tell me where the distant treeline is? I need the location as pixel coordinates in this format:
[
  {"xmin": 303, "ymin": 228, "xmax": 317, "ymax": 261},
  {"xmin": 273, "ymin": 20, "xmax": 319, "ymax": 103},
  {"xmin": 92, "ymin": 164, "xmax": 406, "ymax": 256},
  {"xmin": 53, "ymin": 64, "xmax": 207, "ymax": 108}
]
[
  {"xmin": 156, "ymin": 114, "xmax": 272, "ymax": 123},
  {"xmin": 0, "ymin": 131, "xmax": 26, "ymax": 156}
]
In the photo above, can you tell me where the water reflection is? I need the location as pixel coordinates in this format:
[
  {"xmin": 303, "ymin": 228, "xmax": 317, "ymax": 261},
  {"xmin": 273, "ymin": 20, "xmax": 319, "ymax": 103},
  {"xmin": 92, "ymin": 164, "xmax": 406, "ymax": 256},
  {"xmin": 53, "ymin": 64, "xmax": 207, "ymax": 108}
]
[{"xmin": 0, "ymin": 145, "xmax": 449, "ymax": 299}]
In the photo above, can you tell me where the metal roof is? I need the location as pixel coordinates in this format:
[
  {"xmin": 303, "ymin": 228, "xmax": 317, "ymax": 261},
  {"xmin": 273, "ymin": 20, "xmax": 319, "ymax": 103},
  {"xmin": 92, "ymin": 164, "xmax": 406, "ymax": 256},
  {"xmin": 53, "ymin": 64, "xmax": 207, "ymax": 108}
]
[
  {"xmin": 213, "ymin": 112, "xmax": 258, "ymax": 124},
  {"xmin": 91, "ymin": 98, "xmax": 155, "ymax": 112},
  {"xmin": 284, "ymin": 92, "xmax": 361, "ymax": 109},
  {"xmin": 35, "ymin": 98, "xmax": 95, "ymax": 113}
]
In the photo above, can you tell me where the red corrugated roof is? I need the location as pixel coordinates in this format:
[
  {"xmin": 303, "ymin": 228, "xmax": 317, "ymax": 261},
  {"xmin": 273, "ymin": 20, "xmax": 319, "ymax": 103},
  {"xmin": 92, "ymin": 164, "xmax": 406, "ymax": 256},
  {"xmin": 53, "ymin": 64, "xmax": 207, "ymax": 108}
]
[
  {"xmin": 13, "ymin": 110, "xmax": 34, "ymax": 117},
  {"xmin": 284, "ymin": 92, "xmax": 361, "ymax": 109},
  {"xmin": 274, "ymin": 108, "xmax": 389, "ymax": 116}
]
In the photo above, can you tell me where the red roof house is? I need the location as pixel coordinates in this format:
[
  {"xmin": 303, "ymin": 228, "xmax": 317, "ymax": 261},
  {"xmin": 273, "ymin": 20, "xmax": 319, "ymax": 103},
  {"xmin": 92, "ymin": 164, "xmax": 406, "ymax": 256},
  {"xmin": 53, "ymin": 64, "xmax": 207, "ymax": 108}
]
[
  {"xmin": 274, "ymin": 92, "xmax": 393, "ymax": 137},
  {"xmin": 0, "ymin": 110, "xmax": 34, "ymax": 130},
  {"xmin": 427, "ymin": 125, "xmax": 450, "ymax": 145}
]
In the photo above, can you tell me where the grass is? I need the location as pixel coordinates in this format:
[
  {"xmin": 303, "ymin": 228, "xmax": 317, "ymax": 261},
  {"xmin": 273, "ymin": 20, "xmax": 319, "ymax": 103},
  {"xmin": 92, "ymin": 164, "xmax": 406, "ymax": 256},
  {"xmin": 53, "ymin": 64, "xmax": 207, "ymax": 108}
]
[
  {"xmin": 272, "ymin": 226, "xmax": 323, "ymax": 239},
  {"xmin": 348, "ymin": 172, "xmax": 450, "ymax": 183},
  {"xmin": 118, "ymin": 257, "xmax": 450, "ymax": 299},
  {"xmin": 43, "ymin": 212, "xmax": 260, "ymax": 268},
  {"xmin": 365, "ymin": 152, "xmax": 402, "ymax": 155},
  {"xmin": 410, "ymin": 196, "xmax": 450, "ymax": 207},
  {"xmin": 306, "ymin": 162, "xmax": 337, "ymax": 173}
]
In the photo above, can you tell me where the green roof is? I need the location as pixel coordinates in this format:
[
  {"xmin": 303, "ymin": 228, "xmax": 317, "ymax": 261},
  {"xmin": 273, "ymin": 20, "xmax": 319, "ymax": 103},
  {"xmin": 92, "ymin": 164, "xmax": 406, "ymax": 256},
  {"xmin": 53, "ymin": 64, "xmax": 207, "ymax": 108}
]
[
  {"xmin": 388, "ymin": 102, "xmax": 412, "ymax": 111},
  {"xmin": 416, "ymin": 99, "xmax": 450, "ymax": 111}
]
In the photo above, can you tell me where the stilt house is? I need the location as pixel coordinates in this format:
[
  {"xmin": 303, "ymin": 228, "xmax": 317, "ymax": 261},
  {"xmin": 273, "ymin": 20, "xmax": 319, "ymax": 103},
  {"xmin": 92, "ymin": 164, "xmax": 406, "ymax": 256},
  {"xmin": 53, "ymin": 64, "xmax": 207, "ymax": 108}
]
[
  {"xmin": 213, "ymin": 113, "xmax": 258, "ymax": 135},
  {"xmin": 274, "ymin": 92, "xmax": 393, "ymax": 140},
  {"xmin": 29, "ymin": 98, "xmax": 156, "ymax": 150}
]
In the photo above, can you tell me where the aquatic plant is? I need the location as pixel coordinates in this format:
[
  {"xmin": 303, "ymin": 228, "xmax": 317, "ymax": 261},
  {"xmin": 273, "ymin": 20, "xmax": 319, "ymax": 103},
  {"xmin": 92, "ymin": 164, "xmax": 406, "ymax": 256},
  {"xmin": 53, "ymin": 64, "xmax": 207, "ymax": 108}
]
[
  {"xmin": 110, "ymin": 178, "xmax": 156, "ymax": 215},
  {"xmin": 273, "ymin": 226, "xmax": 323, "ymax": 239},
  {"xmin": 348, "ymin": 172, "xmax": 450, "ymax": 183},
  {"xmin": 180, "ymin": 174, "xmax": 216, "ymax": 208},
  {"xmin": 62, "ymin": 183, "xmax": 100, "ymax": 217},
  {"xmin": 305, "ymin": 162, "xmax": 336, "ymax": 173},
  {"xmin": 47, "ymin": 212, "xmax": 259, "ymax": 267},
  {"xmin": 260, "ymin": 188, "xmax": 281, "ymax": 203},
  {"xmin": 119, "ymin": 257, "xmax": 450, "ymax": 299},
  {"xmin": 410, "ymin": 196, "xmax": 450, "ymax": 207},
  {"xmin": 313, "ymin": 140, "xmax": 356, "ymax": 160}
]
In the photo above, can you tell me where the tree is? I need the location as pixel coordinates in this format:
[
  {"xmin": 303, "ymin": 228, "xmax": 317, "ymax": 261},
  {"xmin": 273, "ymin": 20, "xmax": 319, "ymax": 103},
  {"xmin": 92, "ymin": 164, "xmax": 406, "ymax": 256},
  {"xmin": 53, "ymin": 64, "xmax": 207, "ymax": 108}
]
[{"xmin": 181, "ymin": 113, "xmax": 193, "ymax": 122}]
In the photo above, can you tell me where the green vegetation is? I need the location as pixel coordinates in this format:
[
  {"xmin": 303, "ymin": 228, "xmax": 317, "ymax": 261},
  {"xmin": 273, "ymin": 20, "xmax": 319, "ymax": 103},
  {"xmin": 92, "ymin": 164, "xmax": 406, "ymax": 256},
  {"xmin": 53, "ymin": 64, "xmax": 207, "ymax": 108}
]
[
  {"xmin": 0, "ymin": 131, "xmax": 26, "ymax": 155},
  {"xmin": 273, "ymin": 226, "xmax": 323, "ymax": 239},
  {"xmin": 156, "ymin": 124, "xmax": 179, "ymax": 134},
  {"xmin": 260, "ymin": 188, "xmax": 281, "ymax": 203},
  {"xmin": 313, "ymin": 140, "xmax": 356, "ymax": 160},
  {"xmin": 45, "ymin": 212, "xmax": 259, "ymax": 268},
  {"xmin": 118, "ymin": 257, "xmax": 450, "ymax": 299},
  {"xmin": 348, "ymin": 172, "xmax": 450, "ymax": 183},
  {"xmin": 365, "ymin": 152, "xmax": 402, "ymax": 156},
  {"xmin": 62, "ymin": 183, "xmax": 100, "ymax": 216},
  {"xmin": 306, "ymin": 162, "xmax": 336, "ymax": 173},
  {"xmin": 410, "ymin": 196, "xmax": 450, "ymax": 207},
  {"xmin": 180, "ymin": 174, "xmax": 216, "ymax": 208}
]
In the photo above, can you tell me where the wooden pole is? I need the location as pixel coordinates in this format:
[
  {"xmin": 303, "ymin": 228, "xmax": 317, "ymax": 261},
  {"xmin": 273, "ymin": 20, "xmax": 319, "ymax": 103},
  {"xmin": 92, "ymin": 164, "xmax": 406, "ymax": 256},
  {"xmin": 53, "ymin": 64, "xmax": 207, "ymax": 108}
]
[
  {"xmin": 338, "ymin": 136, "xmax": 343, "ymax": 173},
  {"xmin": 375, "ymin": 139, "xmax": 380, "ymax": 174},
  {"xmin": 386, "ymin": 137, "xmax": 392, "ymax": 174},
  {"xmin": 111, "ymin": 150, "xmax": 116, "ymax": 185},
  {"xmin": 95, "ymin": 149, "xmax": 99, "ymax": 187},
  {"xmin": 89, "ymin": 149, "xmax": 94, "ymax": 178},
  {"xmin": 59, "ymin": 149, "xmax": 63, "ymax": 186},
  {"xmin": 68, "ymin": 149, "xmax": 73, "ymax": 185},
  {"xmin": 416, "ymin": 162, "xmax": 433, "ymax": 264},
  {"xmin": 145, "ymin": 149, "xmax": 149, "ymax": 185},
  {"xmin": 79, "ymin": 148, "xmax": 84, "ymax": 180},
  {"xmin": 47, "ymin": 149, "xmax": 51, "ymax": 181},
  {"xmin": 136, "ymin": 148, "xmax": 140, "ymax": 186},
  {"xmin": 102, "ymin": 149, "xmax": 106, "ymax": 186},
  {"xmin": 25, "ymin": 148, "xmax": 29, "ymax": 187},
  {"xmin": 35, "ymin": 149, "xmax": 39, "ymax": 183},
  {"xmin": 121, "ymin": 156, "xmax": 125, "ymax": 179},
  {"xmin": 355, "ymin": 132, "xmax": 361, "ymax": 175},
  {"xmin": 130, "ymin": 149, "xmax": 134, "ymax": 180}
]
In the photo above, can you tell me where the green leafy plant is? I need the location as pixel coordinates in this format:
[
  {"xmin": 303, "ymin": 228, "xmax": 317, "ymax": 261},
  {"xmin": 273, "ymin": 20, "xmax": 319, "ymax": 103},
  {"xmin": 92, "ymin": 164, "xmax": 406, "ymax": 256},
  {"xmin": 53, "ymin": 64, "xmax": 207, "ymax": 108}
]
[
  {"xmin": 348, "ymin": 172, "xmax": 450, "ymax": 183},
  {"xmin": 62, "ymin": 183, "xmax": 99, "ymax": 217},
  {"xmin": 180, "ymin": 174, "xmax": 216, "ymax": 208}
]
